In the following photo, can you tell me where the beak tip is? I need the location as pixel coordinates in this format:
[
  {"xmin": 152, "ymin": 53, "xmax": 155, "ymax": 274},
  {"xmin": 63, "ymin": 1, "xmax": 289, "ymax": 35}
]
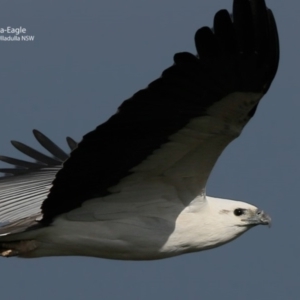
[{"xmin": 259, "ymin": 211, "xmax": 272, "ymax": 227}]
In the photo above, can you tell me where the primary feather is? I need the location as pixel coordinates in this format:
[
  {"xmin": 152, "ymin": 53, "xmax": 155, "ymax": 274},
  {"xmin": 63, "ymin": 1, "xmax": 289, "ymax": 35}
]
[{"xmin": 0, "ymin": 130, "xmax": 77, "ymax": 235}]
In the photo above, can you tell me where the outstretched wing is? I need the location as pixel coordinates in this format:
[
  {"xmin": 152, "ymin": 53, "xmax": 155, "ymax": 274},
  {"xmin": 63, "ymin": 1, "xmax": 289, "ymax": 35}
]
[
  {"xmin": 0, "ymin": 130, "xmax": 77, "ymax": 235},
  {"xmin": 41, "ymin": 0, "xmax": 279, "ymax": 224}
]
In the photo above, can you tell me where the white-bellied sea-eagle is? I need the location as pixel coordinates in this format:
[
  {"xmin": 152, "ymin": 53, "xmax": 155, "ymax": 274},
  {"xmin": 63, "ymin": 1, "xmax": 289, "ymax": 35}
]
[{"xmin": 0, "ymin": 0, "xmax": 279, "ymax": 259}]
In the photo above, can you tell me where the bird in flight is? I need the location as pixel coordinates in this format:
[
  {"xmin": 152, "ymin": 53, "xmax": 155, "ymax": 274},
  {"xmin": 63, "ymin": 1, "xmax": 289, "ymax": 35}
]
[{"xmin": 0, "ymin": 0, "xmax": 279, "ymax": 259}]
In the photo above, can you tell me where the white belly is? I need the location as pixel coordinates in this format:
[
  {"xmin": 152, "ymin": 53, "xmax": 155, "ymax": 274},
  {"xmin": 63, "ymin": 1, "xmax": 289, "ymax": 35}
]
[{"xmin": 26, "ymin": 200, "xmax": 243, "ymax": 260}]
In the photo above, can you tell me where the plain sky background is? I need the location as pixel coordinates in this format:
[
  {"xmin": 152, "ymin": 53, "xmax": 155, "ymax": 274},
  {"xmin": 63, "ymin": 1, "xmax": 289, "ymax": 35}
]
[{"xmin": 0, "ymin": 0, "xmax": 298, "ymax": 299}]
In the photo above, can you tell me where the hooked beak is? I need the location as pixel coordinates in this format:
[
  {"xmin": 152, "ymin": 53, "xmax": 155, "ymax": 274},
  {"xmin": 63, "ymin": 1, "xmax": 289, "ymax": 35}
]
[{"xmin": 242, "ymin": 209, "xmax": 272, "ymax": 227}]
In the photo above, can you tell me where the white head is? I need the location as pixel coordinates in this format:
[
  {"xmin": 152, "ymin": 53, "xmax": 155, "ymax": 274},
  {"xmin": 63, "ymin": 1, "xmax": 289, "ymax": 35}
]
[{"xmin": 198, "ymin": 196, "xmax": 271, "ymax": 250}]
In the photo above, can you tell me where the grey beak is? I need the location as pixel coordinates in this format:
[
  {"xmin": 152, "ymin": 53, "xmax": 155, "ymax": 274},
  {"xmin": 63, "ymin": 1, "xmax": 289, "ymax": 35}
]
[
  {"xmin": 256, "ymin": 210, "xmax": 272, "ymax": 227},
  {"xmin": 242, "ymin": 209, "xmax": 272, "ymax": 227}
]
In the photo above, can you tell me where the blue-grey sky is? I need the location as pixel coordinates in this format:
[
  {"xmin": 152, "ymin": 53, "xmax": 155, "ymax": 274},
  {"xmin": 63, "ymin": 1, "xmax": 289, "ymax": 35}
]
[{"xmin": 0, "ymin": 0, "xmax": 299, "ymax": 299}]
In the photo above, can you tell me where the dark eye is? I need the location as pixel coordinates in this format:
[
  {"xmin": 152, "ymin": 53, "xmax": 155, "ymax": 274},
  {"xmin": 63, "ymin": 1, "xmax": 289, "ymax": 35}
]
[{"xmin": 234, "ymin": 209, "xmax": 245, "ymax": 216}]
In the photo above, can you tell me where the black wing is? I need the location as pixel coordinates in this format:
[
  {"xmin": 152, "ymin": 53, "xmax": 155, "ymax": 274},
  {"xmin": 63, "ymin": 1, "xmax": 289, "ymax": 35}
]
[{"xmin": 38, "ymin": 0, "xmax": 278, "ymax": 223}]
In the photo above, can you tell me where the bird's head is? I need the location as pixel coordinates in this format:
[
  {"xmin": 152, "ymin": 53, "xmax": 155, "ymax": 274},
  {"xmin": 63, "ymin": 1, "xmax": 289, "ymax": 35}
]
[
  {"xmin": 206, "ymin": 197, "xmax": 271, "ymax": 242},
  {"xmin": 184, "ymin": 197, "xmax": 271, "ymax": 252}
]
